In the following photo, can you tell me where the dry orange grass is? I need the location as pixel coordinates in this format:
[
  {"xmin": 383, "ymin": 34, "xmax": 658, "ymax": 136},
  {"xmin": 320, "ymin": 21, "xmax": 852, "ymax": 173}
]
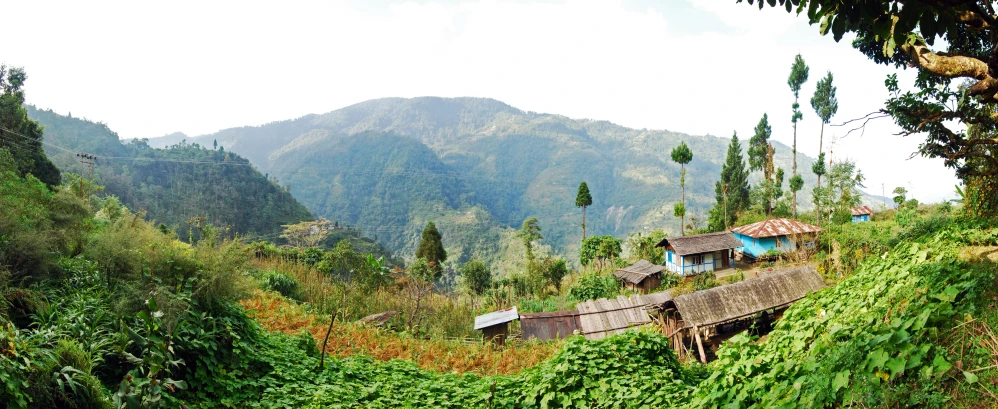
[{"xmin": 240, "ymin": 289, "xmax": 561, "ymax": 375}]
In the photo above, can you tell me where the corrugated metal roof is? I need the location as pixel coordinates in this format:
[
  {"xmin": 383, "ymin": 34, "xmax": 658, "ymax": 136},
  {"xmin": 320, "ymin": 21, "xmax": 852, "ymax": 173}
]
[
  {"xmin": 613, "ymin": 260, "xmax": 664, "ymax": 284},
  {"xmin": 851, "ymin": 206, "xmax": 873, "ymax": 216},
  {"xmin": 655, "ymin": 231, "xmax": 743, "ymax": 256},
  {"xmin": 474, "ymin": 306, "xmax": 518, "ymax": 330},
  {"xmin": 731, "ymin": 218, "xmax": 823, "ymax": 239}
]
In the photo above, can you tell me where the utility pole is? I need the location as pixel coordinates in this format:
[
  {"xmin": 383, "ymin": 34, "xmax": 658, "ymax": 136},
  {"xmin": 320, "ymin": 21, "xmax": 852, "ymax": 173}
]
[{"xmin": 76, "ymin": 153, "xmax": 97, "ymax": 206}]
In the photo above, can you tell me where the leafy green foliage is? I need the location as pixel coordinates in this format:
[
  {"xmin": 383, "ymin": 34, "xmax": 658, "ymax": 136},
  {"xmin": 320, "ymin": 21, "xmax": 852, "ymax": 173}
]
[
  {"xmin": 115, "ymin": 297, "xmax": 187, "ymax": 409},
  {"xmin": 574, "ymin": 182, "xmax": 592, "ymax": 208},
  {"xmin": 625, "ymin": 229, "xmax": 667, "ymax": 264},
  {"xmin": 0, "ymin": 66, "xmax": 60, "ymax": 186},
  {"xmin": 810, "ymin": 71, "xmax": 839, "ymax": 124},
  {"xmin": 263, "ymin": 272, "xmax": 300, "ymax": 300},
  {"xmin": 415, "ymin": 221, "xmax": 447, "ymax": 276},
  {"xmin": 579, "ymin": 235, "xmax": 621, "ymax": 267},
  {"xmin": 690, "ymin": 223, "xmax": 993, "ymax": 407},
  {"xmin": 568, "ymin": 273, "xmax": 619, "ymax": 301},
  {"xmin": 708, "ymin": 134, "xmax": 751, "ymax": 231},
  {"xmin": 460, "ymin": 259, "xmax": 491, "ymax": 295}
]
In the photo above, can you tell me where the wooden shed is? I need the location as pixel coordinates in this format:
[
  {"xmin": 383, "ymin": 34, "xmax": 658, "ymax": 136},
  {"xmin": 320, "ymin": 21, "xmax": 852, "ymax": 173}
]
[
  {"xmin": 613, "ymin": 260, "xmax": 666, "ymax": 293},
  {"xmin": 473, "ymin": 306, "xmax": 518, "ymax": 346},
  {"xmin": 649, "ymin": 266, "xmax": 825, "ymax": 363}
]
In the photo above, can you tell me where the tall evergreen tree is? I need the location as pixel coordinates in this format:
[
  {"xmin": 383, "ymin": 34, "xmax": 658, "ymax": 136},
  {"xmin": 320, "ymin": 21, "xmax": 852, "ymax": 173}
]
[
  {"xmin": 748, "ymin": 114, "xmax": 780, "ymax": 215},
  {"xmin": 0, "ymin": 65, "xmax": 60, "ymax": 186},
  {"xmin": 788, "ymin": 54, "xmax": 810, "ymax": 219},
  {"xmin": 575, "ymin": 181, "xmax": 593, "ymax": 240},
  {"xmin": 708, "ymin": 133, "xmax": 750, "ymax": 231},
  {"xmin": 519, "ymin": 217, "xmax": 543, "ymax": 262},
  {"xmin": 415, "ymin": 221, "xmax": 446, "ymax": 275},
  {"xmin": 670, "ymin": 142, "xmax": 693, "ymax": 236}
]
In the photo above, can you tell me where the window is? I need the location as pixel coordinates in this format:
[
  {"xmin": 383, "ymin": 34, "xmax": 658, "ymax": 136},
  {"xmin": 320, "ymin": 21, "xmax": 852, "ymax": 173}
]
[{"xmin": 690, "ymin": 254, "xmax": 704, "ymax": 265}]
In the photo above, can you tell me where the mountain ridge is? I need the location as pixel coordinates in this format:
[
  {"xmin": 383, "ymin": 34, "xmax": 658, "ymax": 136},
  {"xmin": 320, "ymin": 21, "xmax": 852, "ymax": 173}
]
[{"xmin": 144, "ymin": 97, "xmax": 869, "ymax": 264}]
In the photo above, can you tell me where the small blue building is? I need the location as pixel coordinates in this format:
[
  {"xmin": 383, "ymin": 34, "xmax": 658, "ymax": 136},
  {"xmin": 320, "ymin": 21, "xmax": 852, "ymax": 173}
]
[
  {"xmin": 654, "ymin": 231, "xmax": 743, "ymax": 277},
  {"xmin": 851, "ymin": 206, "xmax": 872, "ymax": 223},
  {"xmin": 731, "ymin": 218, "xmax": 823, "ymax": 259}
]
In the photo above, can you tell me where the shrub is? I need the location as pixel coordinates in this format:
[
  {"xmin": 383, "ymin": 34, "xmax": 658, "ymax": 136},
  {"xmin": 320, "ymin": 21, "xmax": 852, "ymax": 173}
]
[
  {"xmin": 579, "ymin": 235, "xmax": 622, "ymax": 266},
  {"xmin": 263, "ymin": 271, "xmax": 300, "ymax": 300},
  {"xmin": 460, "ymin": 259, "xmax": 491, "ymax": 296},
  {"xmin": 692, "ymin": 271, "xmax": 719, "ymax": 291},
  {"xmin": 568, "ymin": 273, "xmax": 619, "ymax": 301}
]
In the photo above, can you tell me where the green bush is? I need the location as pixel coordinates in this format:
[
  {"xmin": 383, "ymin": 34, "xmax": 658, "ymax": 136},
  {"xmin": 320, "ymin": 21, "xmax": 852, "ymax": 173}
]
[
  {"xmin": 568, "ymin": 273, "xmax": 619, "ymax": 301},
  {"xmin": 263, "ymin": 271, "xmax": 300, "ymax": 300}
]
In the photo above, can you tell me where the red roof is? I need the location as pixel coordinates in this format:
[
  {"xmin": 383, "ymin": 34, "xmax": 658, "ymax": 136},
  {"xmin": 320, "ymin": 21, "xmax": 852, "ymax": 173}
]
[
  {"xmin": 731, "ymin": 218, "xmax": 823, "ymax": 239},
  {"xmin": 850, "ymin": 206, "xmax": 873, "ymax": 216}
]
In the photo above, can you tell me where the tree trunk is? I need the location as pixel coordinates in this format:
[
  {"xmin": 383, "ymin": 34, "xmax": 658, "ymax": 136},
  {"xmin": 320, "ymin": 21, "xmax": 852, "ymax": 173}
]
[
  {"xmin": 582, "ymin": 206, "xmax": 587, "ymax": 241},
  {"xmin": 817, "ymin": 123, "xmax": 825, "ymax": 225},
  {"xmin": 792, "ymin": 120, "xmax": 798, "ymax": 220},
  {"xmin": 681, "ymin": 165, "xmax": 686, "ymax": 236}
]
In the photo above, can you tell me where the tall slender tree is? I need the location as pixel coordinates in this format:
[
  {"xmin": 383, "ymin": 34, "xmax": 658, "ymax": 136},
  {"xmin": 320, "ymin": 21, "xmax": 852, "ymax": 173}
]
[
  {"xmin": 415, "ymin": 221, "xmax": 446, "ymax": 277},
  {"xmin": 708, "ymin": 133, "xmax": 751, "ymax": 231},
  {"xmin": 575, "ymin": 181, "xmax": 593, "ymax": 240},
  {"xmin": 788, "ymin": 54, "xmax": 810, "ymax": 219},
  {"xmin": 811, "ymin": 71, "xmax": 838, "ymax": 224},
  {"xmin": 671, "ymin": 142, "xmax": 693, "ymax": 236},
  {"xmin": 810, "ymin": 71, "xmax": 838, "ymax": 189}
]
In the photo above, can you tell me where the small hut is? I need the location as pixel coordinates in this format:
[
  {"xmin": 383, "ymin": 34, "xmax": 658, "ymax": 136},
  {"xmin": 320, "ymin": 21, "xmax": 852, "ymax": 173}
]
[
  {"xmin": 649, "ymin": 266, "xmax": 825, "ymax": 363},
  {"xmin": 576, "ymin": 291, "xmax": 673, "ymax": 340},
  {"xmin": 655, "ymin": 231, "xmax": 743, "ymax": 276},
  {"xmin": 473, "ymin": 306, "xmax": 518, "ymax": 346},
  {"xmin": 850, "ymin": 205, "xmax": 873, "ymax": 223},
  {"xmin": 613, "ymin": 260, "xmax": 665, "ymax": 293}
]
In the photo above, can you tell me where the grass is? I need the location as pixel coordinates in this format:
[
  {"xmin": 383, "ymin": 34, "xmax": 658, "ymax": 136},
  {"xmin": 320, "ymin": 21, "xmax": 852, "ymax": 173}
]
[
  {"xmin": 944, "ymin": 245, "xmax": 998, "ymax": 407},
  {"xmin": 239, "ymin": 289, "xmax": 561, "ymax": 375}
]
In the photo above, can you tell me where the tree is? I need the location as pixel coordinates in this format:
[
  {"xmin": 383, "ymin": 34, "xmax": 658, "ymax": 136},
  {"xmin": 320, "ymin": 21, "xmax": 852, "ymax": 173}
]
[
  {"xmin": 745, "ymin": 0, "xmax": 998, "ymax": 182},
  {"xmin": 748, "ymin": 114, "xmax": 781, "ymax": 215},
  {"xmin": 708, "ymin": 133, "xmax": 751, "ymax": 231},
  {"xmin": 788, "ymin": 54, "xmax": 810, "ymax": 218},
  {"xmin": 810, "ymin": 71, "xmax": 838, "ymax": 193},
  {"xmin": 518, "ymin": 217, "xmax": 543, "ymax": 262},
  {"xmin": 626, "ymin": 229, "xmax": 667, "ymax": 264},
  {"xmin": 415, "ymin": 221, "xmax": 446, "ymax": 276},
  {"xmin": 670, "ymin": 142, "xmax": 693, "ymax": 235},
  {"xmin": 0, "ymin": 65, "xmax": 60, "ymax": 186},
  {"xmin": 892, "ymin": 186, "xmax": 908, "ymax": 210},
  {"xmin": 579, "ymin": 235, "xmax": 622, "ymax": 267},
  {"xmin": 575, "ymin": 181, "xmax": 593, "ymax": 240},
  {"xmin": 811, "ymin": 152, "xmax": 829, "ymax": 223},
  {"xmin": 827, "ymin": 160, "xmax": 866, "ymax": 223},
  {"xmin": 461, "ymin": 259, "xmax": 491, "ymax": 296}
]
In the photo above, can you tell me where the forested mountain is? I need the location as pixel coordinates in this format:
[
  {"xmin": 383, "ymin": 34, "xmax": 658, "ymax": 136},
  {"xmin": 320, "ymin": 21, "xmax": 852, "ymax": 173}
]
[
  {"xmin": 25, "ymin": 106, "xmax": 314, "ymax": 240},
  {"xmin": 148, "ymin": 97, "xmax": 844, "ymax": 262}
]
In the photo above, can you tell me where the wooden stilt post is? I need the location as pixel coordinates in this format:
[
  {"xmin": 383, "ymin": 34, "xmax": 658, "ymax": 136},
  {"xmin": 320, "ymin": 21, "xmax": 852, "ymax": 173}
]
[{"xmin": 692, "ymin": 324, "xmax": 707, "ymax": 364}]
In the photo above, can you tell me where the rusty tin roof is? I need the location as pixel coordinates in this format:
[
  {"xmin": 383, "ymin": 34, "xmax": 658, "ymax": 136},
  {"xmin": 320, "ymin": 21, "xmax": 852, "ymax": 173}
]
[
  {"xmin": 850, "ymin": 205, "xmax": 873, "ymax": 216},
  {"xmin": 731, "ymin": 218, "xmax": 823, "ymax": 239}
]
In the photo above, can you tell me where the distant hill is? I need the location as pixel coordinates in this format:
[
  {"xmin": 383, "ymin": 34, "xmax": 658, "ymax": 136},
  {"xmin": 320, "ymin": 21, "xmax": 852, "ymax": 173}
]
[
  {"xmin": 27, "ymin": 106, "xmax": 315, "ymax": 241},
  {"xmin": 146, "ymin": 97, "xmax": 855, "ymax": 263}
]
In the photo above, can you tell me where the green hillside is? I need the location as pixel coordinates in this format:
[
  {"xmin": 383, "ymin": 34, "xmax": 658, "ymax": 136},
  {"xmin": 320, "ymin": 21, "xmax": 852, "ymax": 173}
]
[
  {"xmin": 151, "ymin": 97, "xmax": 844, "ymax": 262},
  {"xmin": 26, "ymin": 106, "xmax": 313, "ymax": 240}
]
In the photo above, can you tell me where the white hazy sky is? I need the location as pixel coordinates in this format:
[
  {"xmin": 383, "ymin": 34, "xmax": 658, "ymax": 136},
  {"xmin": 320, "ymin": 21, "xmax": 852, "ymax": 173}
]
[{"xmin": 6, "ymin": 0, "xmax": 957, "ymax": 202}]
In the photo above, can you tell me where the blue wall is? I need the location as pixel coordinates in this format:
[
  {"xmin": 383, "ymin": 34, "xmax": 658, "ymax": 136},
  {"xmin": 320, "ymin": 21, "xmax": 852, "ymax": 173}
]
[
  {"xmin": 851, "ymin": 214, "xmax": 870, "ymax": 223},
  {"xmin": 733, "ymin": 232, "xmax": 792, "ymax": 258}
]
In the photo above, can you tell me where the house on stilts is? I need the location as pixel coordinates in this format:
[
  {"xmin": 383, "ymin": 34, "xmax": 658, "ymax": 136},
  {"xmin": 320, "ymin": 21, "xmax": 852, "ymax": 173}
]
[{"xmin": 647, "ymin": 266, "xmax": 826, "ymax": 363}]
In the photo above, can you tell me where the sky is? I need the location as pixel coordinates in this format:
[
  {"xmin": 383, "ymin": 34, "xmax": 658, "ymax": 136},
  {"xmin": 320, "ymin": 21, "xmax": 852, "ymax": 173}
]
[{"xmin": 6, "ymin": 0, "xmax": 958, "ymax": 202}]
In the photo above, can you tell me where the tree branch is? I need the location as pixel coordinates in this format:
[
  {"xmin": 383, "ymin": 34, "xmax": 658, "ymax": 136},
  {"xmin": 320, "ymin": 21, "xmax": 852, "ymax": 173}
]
[{"xmin": 902, "ymin": 40, "xmax": 990, "ymax": 79}]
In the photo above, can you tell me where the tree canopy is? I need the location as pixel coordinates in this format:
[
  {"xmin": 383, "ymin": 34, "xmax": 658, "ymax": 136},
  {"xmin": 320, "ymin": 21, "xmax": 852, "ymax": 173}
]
[
  {"xmin": 415, "ymin": 221, "xmax": 446, "ymax": 272},
  {"xmin": 743, "ymin": 0, "xmax": 998, "ymax": 179},
  {"xmin": 0, "ymin": 65, "xmax": 60, "ymax": 186},
  {"xmin": 709, "ymin": 133, "xmax": 751, "ymax": 231}
]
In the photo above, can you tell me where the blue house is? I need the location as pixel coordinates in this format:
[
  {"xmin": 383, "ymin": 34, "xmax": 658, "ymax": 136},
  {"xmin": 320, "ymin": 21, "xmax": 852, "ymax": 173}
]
[
  {"xmin": 654, "ymin": 231, "xmax": 743, "ymax": 277},
  {"xmin": 731, "ymin": 218, "xmax": 823, "ymax": 259},
  {"xmin": 851, "ymin": 206, "xmax": 872, "ymax": 223}
]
